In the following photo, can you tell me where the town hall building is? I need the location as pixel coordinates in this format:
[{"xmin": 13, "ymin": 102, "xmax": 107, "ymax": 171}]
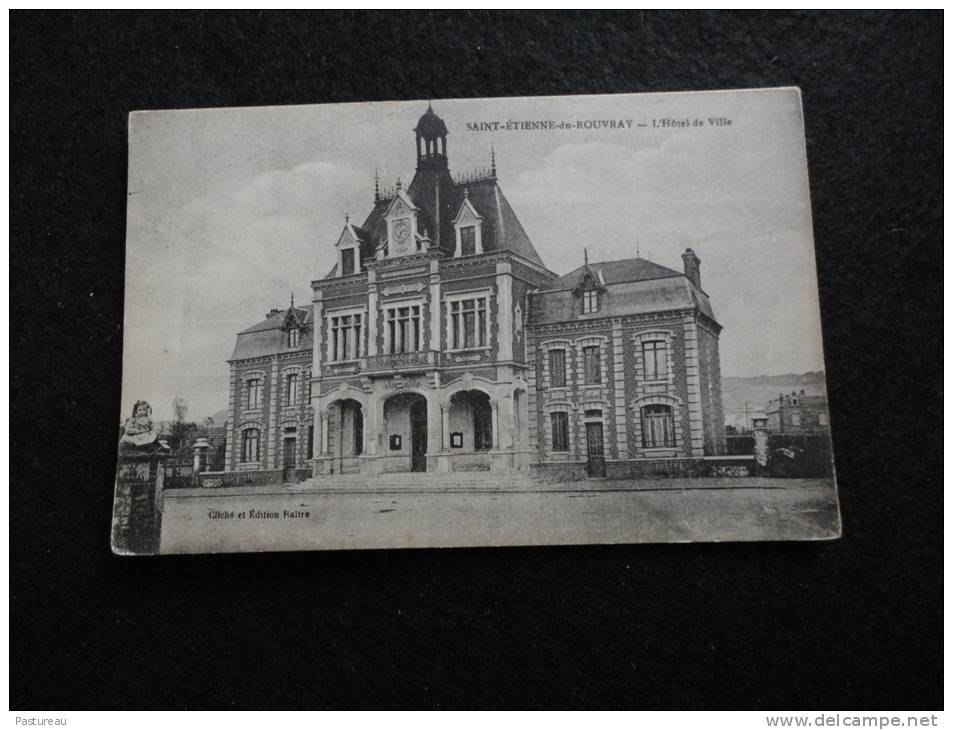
[{"xmin": 223, "ymin": 104, "xmax": 725, "ymax": 481}]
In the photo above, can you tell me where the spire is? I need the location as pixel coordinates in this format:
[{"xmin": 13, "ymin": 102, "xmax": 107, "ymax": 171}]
[
  {"xmin": 374, "ymin": 169, "xmax": 380, "ymax": 204},
  {"xmin": 490, "ymin": 143, "xmax": 497, "ymax": 178}
]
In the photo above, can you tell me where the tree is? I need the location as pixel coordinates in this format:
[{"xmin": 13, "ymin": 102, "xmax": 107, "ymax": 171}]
[{"xmin": 169, "ymin": 397, "xmax": 196, "ymax": 450}]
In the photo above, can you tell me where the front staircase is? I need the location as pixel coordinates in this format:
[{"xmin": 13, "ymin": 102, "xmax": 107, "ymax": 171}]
[{"xmin": 296, "ymin": 470, "xmax": 540, "ymax": 493}]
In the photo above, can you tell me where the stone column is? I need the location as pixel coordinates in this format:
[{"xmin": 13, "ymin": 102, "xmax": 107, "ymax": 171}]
[
  {"xmin": 491, "ymin": 399, "xmax": 500, "ymax": 451},
  {"xmin": 312, "ymin": 289, "xmax": 324, "ymax": 378},
  {"xmin": 364, "ymin": 398, "xmax": 378, "ymax": 456},
  {"xmin": 367, "ymin": 271, "xmax": 378, "ymax": 356},
  {"xmin": 429, "ymin": 260, "xmax": 441, "ymax": 354},
  {"xmin": 683, "ymin": 314, "xmax": 705, "ymax": 456},
  {"xmin": 441, "ymin": 403, "xmax": 451, "ymax": 450},
  {"xmin": 320, "ymin": 411, "xmax": 330, "ymax": 455},
  {"xmin": 495, "ymin": 262, "xmax": 513, "ymax": 362}
]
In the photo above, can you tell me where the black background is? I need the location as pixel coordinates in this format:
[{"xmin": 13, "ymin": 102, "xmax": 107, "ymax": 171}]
[{"xmin": 10, "ymin": 11, "xmax": 942, "ymax": 709}]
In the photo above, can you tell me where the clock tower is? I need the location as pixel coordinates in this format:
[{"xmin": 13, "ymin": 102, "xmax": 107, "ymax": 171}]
[{"xmin": 383, "ymin": 181, "xmax": 423, "ymax": 258}]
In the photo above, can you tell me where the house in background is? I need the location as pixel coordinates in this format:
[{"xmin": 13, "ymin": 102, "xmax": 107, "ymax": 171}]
[{"xmin": 765, "ymin": 391, "xmax": 830, "ymax": 434}]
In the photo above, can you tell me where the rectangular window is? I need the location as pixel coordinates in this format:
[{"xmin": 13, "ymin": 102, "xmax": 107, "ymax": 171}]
[
  {"xmin": 286, "ymin": 373, "xmax": 299, "ymax": 406},
  {"xmin": 330, "ymin": 313, "xmax": 363, "ymax": 361},
  {"xmin": 448, "ymin": 297, "xmax": 487, "ymax": 350},
  {"xmin": 791, "ymin": 412, "xmax": 802, "ymax": 426},
  {"xmin": 643, "ymin": 341, "xmax": 667, "ymax": 380},
  {"xmin": 582, "ymin": 290, "xmax": 598, "ymax": 314},
  {"xmin": 246, "ymin": 378, "xmax": 262, "ymax": 410},
  {"xmin": 341, "ymin": 248, "xmax": 355, "ymax": 275},
  {"xmin": 818, "ymin": 412, "xmax": 829, "ymax": 426},
  {"xmin": 551, "ymin": 412, "xmax": 569, "ymax": 451},
  {"xmin": 460, "ymin": 226, "xmax": 476, "ymax": 256},
  {"xmin": 242, "ymin": 429, "xmax": 260, "ymax": 462},
  {"xmin": 549, "ymin": 349, "xmax": 566, "ymax": 388},
  {"xmin": 583, "ymin": 345, "xmax": 601, "ymax": 384},
  {"xmin": 386, "ymin": 305, "xmax": 422, "ymax": 354},
  {"xmin": 308, "ymin": 425, "xmax": 314, "ymax": 459},
  {"xmin": 287, "ymin": 327, "xmax": 299, "ymax": 348}
]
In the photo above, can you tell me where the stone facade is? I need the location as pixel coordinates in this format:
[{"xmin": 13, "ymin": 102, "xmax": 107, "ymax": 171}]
[{"xmin": 223, "ymin": 105, "xmax": 727, "ymax": 480}]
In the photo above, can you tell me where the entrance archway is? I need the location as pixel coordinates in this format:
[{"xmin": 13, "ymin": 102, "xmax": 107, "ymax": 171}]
[
  {"xmin": 383, "ymin": 392, "xmax": 428, "ymax": 472},
  {"xmin": 449, "ymin": 389, "xmax": 493, "ymax": 452},
  {"xmin": 331, "ymin": 398, "xmax": 363, "ymax": 474}
]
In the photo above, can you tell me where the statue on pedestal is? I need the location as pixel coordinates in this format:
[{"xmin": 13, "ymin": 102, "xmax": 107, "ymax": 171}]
[{"xmin": 120, "ymin": 400, "xmax": 170, "ymax": 454}]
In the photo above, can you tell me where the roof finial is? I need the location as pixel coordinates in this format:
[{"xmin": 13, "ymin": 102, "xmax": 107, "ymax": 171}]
[
  {"xmin": 463, "ymin": 186, "xmax": 470, "ymax": 199},
  {"xmin": 584, "ymin": 247, "xmax": 589, "ymax": 267},
  {"xmin": 344, "ymin": 206, "xmax": 349, "ymax": 224},
  {"xmin": 427, "ymin": 100, "xmax": 433, "ymax": 112},
  {"xmin": 636, "ymin": 240, "xmax": 640, "ymax": 258},
  {"xmin": 374, "ymin": 169, "xmax": 380, "ymax": 203},
  {"xmin": 490, "ymin": 143, "xmax": 497, "ymax": 177},
  {"xmin": 290, "ymin": 291, "xmax": 294, "ymax": 308},
  {"xmin": 396, "ymin": 176, "xmax": 402, "ymax": 191}
]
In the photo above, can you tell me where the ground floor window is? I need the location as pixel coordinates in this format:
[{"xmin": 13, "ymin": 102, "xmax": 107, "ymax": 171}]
[
  {"xmin": 641, "ymin": 405, "xmax": 675, "ymax": 448},
  {"xmin": 307, "ymin": 425, "xmax": 314, "ymax": 459},
  {"xmin": 241, "ymin": 428, "xmax": 260, "ymax": 462},
  {"xmin": 551, "ymin": 411, "xmax": 569, "ymax": 451}
]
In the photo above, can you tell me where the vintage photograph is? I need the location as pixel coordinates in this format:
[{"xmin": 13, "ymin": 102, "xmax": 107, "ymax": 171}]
[{"xmin": 113, "ymin": 88, "xmax": 839, "ymax": 555}]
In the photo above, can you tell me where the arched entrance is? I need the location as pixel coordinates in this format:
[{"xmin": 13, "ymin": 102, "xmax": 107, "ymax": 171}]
[
  {"xmin": 331, "ymin": 398, "xmax": 363, "ymax": 474},
  {"xmin": 449, "ymin": 389, "xmax": 493, "ymax": 451},
  {"xmin": 383, "ymin": 392, "xmax": 428, "ymax": 472}
]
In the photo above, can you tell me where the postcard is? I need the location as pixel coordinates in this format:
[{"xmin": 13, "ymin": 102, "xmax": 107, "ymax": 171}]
[{"xmin": 113, "ymin": 87, "xmax": 839, "ymax": 554}]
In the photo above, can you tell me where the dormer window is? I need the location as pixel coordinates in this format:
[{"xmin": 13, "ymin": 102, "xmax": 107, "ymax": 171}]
[
  {"xmin": 460, "ymin": 226, "xmax": 476, "ymax": 256},
  {"xmin": 287, "ymin": 327, "xmax": 299, "ymax": 348},
  {"xmin": 341, "ymin": 248, "xmax": 356, "ymax": 276},
  {"xmin": 453, "ymin": 194, "xmax": 483, "ymax": 257},
  {"xmin": 582, "ymin": 290, "xmax": 599, "ymax": 314}
]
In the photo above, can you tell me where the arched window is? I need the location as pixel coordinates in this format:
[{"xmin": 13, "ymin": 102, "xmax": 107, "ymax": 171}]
[
  {"xmin": 641, "ymin": 404, "xmax": 675, "ymax": 448},
  {"xmin": 241, "ymin": 428, "xmax": 261, "ymax": 462}
]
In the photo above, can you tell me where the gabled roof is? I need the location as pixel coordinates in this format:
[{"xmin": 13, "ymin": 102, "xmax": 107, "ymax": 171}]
[
  {"xmin": 542, "ymin": 257, "xmax": 683, "ymax": 291},
  {"xmin": 238, "ymin": 305, "xmax": 312, "ymax": 335}
]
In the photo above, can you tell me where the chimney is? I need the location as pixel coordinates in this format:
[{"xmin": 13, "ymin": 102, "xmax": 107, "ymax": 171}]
[{"xmin": 682, "ymin": 248, "xmax": 701, "ymax": 289}]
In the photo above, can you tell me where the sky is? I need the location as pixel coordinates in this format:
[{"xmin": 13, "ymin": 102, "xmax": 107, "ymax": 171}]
[{"xmin": 122, "ymin": 88, "xmax": 826, "ymax": 422}]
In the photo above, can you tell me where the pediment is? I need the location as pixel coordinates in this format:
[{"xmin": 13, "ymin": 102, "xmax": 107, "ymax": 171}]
[
  {"xmin": 453, "ymin": 197, "xmax": 483, "ymax": 226},
  {"xmin": 384, "ymin": 188, "xmax": 419, "ymax": 219},
  {"xmin": 335, "ymin": 224, "xmax": 360, "ymax": 249}
]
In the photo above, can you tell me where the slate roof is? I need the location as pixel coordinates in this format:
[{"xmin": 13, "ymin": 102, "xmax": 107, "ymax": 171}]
[
  {"xmin": 230, "ymin": 305, "xmax": 314, "ymax": 361},
  {"xmin": 542, "ymin": 257, "xmax": 683, "ymax": 291},
  {"xmin": 529, "ymin": 257, "xmax": 718, "ymax": 326}
]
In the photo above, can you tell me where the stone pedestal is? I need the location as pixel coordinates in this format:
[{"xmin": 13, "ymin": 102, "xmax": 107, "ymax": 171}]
[{"xmin": 112, "ymin": 449, "xmax": 169, "ymax": 555}]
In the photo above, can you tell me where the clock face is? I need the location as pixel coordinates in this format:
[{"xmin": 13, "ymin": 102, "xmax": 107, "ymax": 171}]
[{"xmin": 394, "ymin": 219, "xmax": 410, "ymax": 242}]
